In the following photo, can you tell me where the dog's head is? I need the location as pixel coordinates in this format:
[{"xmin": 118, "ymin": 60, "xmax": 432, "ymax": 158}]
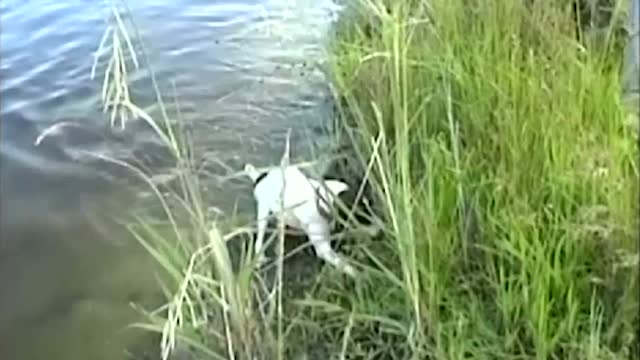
[
  {"xmin": 322, "ymin": 180, "xmax": 350, "ymax": 199},
  {"xmin": 315, "ymin": 176, "xmax": 382, "ymax": 245},
  {"xmin": 311, "ymin": 179, "xmax": 349, "ymax": 216},
  {"xmin": 321, "ymin": 175, "xmax": 380, "ymax": 231}
]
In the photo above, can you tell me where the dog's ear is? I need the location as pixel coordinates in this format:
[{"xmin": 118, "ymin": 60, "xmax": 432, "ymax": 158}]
[{"xmin": 323, "ymin": 180, "xmax": 349, "ymax": 198}]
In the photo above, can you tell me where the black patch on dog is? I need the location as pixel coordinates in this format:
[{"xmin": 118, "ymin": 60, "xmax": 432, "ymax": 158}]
[{"xmin": 253, "ymin": 171, "xmax": 268, "ymax": 187}]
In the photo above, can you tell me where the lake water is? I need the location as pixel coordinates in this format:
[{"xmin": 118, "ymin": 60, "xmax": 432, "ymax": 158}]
[{"xmin": 0, "ymin": 0, "xmax": 343, "ymax": 358}]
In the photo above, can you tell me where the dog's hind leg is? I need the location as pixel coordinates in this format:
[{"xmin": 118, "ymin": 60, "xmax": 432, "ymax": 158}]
[{"xmin": 306, "ymin": 221, "xmax": 356, "ymax": 277}]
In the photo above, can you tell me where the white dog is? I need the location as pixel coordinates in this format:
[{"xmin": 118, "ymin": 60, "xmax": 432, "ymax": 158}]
[{"xmin": 244, "ymin": 163, "xmax": 357, "ymax": 277}]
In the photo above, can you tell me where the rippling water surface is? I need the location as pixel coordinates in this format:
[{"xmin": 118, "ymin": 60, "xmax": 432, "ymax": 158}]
[{"xmin": 0, "ymin": 0, "xmax": 342, "ymax": 358}]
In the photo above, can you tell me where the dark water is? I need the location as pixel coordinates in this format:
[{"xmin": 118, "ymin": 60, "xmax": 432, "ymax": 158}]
[{"xmin": 0, "ymin": 0, "xmax": 342, "ymax": 358}]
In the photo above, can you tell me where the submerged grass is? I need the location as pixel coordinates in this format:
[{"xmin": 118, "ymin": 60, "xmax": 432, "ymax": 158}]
[{"xmin": 90, "ymin": 0, "xmax": 638, "ymax": 359}]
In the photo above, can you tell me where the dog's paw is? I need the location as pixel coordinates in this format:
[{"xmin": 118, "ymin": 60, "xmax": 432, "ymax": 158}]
[
  {"xmin": 363, "ymin": 224, "xmax": 382, "ymax": 238},
  {"xmin": 342, "ymin": 263, "xmax": 358, "ymax": 278}
]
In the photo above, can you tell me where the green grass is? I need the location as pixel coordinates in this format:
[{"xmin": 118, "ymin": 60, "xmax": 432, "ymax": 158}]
[
  {"xmin": 313, "ymin": 0, "xmax": 638, "ymax": 358},
  {"xmin": 90, "ymin": 0, "xmax": 638, "ymax": 359}
]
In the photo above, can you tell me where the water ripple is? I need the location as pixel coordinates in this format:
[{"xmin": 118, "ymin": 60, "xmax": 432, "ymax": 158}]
[{"xmin": 0, "ymin": 1, "xmax": 343, "ymax": 357}]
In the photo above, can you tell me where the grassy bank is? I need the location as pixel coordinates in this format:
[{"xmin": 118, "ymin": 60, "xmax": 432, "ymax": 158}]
[
  {"xmin": 93, "ymin": 0, "xmax": 639, "ymax": 359},
  {"xmin": 317, "ymin": 0, "xmax": 638, "ymax": 358}
]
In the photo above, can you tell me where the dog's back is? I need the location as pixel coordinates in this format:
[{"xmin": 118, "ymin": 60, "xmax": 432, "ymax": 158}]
[{"xmin": 245, "ymin": 162, "xmax": 357, "ymax": 276}]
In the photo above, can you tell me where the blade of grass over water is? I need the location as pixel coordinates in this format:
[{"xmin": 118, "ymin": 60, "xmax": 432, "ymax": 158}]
[{"xmin": 86, "ymin": 1, "xmax": 267, "ymax": 359}]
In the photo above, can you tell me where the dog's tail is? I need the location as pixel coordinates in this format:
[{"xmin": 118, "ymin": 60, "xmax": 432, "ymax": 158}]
[{"xmin": 244, "ymin": 163, "xmax": 261, "ymax": 182}]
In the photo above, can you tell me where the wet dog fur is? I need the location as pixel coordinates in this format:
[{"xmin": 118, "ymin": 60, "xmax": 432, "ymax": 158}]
[{"xmin": 244, "ymin": 162, "xmax": 359, "ymax": 277}]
